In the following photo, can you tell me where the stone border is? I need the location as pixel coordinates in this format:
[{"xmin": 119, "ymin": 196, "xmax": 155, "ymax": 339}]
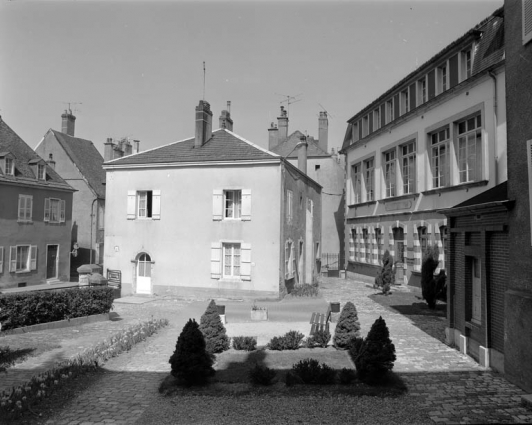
[{"xmin": 0, "ymin": 313, "xmax": 110, "ymax": 336}]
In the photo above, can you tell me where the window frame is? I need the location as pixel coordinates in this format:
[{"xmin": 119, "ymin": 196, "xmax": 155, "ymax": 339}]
[
  {"xmin": 417, "ymin": 77, "xmax": 427, "ymax": 106},
  {"xmin": 222, "ymin": 242, "xmax": 241, "ymax": 278},
  {"xmin": 38, "ymin": 164, "xmax": 46, "ymax": 180},
  {"xmin": 287, "ymin": 190, "xmax": 293, "ymax": 223},
  {"xmin": 5, "ymin": 157, "xmax": 14, "ymax": 176},
  {"xmin": 401, "ymin": 89, "xmax": 409, "ymax": 115},
  {"xmin": 373, "ymin": 109, "xmax": 380, "ymax": 131},
  {"xmin": 224, "ymin": 189, "xmax": 242, "ymax": 220},
  {"xmin": 351, "ymin": 163, "xmax": 361, "ymax": 204},
  {"xmin": 386, "ymin": 99, "xmax": 394, "ymax": 124},
  {"xmin": 383, "ymin": 149, "xmax": 396, "ymax": 198},
  {"xmin": 352, "ymin": 122, "xmax": 359, "ymax": 143},
  {"xmin": 363, "ymin": 228, "xmax": 370, "ymax": 263},
  {"xmin": 430, "ymin": 127, "xmax": 450, "ymax": 189},
  {"xmin": 137, "ymin": 190, "xmax": 153, "ymax": 219},
  {"xmin": 456, "ymin": 114, "xmax": 482, "ymax": 183},
  {"xmin": 438, "ymin": 63, "xmax": 448, "ymax": 93},
  {"xmin": 364, "ymin": 158, "xmax": 375, "ymax": 202},
  {"xmin": 401, "ymin": 141, "xmax": 416, "ymax": 195},
  {"xmin": 461, "ymin": 48, "xmax": 472, "ymax": 80},
  {"xmin": 18, "ymin": 194, "xmax": 33, "ymax": 222}
]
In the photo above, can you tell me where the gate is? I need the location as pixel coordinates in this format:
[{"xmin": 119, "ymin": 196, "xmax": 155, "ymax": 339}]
[{"xmin": 321, "ymin": 253, "xmax": 340, "ymax": 277}]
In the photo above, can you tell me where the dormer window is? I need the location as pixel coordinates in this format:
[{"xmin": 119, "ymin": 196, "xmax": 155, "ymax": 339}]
[
  {"xmin": 28, "ymin": 158, "xmax": 46, "ymax": 181},
  {"xmin": 38, "ymin": 164, "xmax": 46, "ymax": 180},
  {"xmin": 0, "ymin": 153, "xmax": 16, "ymax": 176},
  {"xmin": 5, "ymin": 157, "xmax": 14, "ymax": 175}
]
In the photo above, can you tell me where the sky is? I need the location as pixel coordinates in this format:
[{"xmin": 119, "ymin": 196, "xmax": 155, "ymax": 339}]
[{"xmin": 0, "ymin": 0, "xmax": 502, "ymax": 157}]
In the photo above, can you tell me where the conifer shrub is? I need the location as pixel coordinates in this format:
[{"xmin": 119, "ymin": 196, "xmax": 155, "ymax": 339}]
[
  {"xmin": 248, "ymin": 363, "xmax": 276, "ymax": 385},
  {"xmin": 232, "ymin": 336, "xmax": 257, "ymax": 351},
  {"xmin": 421, "ymin": 245, "xmax": 440, "ymax": 309},
  {"xmin": 267, "ymin": 330, "xmax": 305, "ymax": 350},
  {"xmin": 169, "ymin": 319, "xmax": 215, "ymax": 386},
  {"xmin": 434, "ymin": 269, "xmax": 447, "ymax": 302},
  {"xmin": 306, "ymin": 328, "xmax": 331, "ymax": 348},
  {"xmin": 352, "ymin": 316, "xmax": 396, "ymax": 384},
  {"xmin": 199, "ymin": 300, "xmax": 230, "ymax": 354},
  {"xmin": 374, "ymin": 250, "xmax": 395, "ymax": 295},
  {"xmin": 291, "ymin": 358, "xmax": 336, "ymax": 385},
  {"xmin": 333, "ymin": 301, "xmax": 361, "ymax": 349},
  {"xmin": 338, "ymin": 367, "xmax": 357, "ymax": 385}
]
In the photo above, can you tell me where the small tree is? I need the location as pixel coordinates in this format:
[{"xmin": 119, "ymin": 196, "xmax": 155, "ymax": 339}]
[
  {"xmin": 199, "ymin": 300, "xmax": 230, "ymax": 354},
  {"xmin": 333, "ymin": 301, "xmax": 361, "ymax": 349},
  {"xmin": 169, "ymin": 319, "xmax": 215, "ymax": 386},
  {"xmin": 421, "ymin": 245, "xmax": 440, "ymax": 309},
  {"xmin": 375, "ymin": 250, "xmax": 395, "ymax": 295},
  {"xmin": 353, "ymin": 316, "xmax": 396, "ymax": 384}
]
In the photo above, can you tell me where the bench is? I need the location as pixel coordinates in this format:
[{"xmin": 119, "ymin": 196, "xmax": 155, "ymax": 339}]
[{"xmin": 309, "ymin": 306, "xmax": 331, "ymax": 335}]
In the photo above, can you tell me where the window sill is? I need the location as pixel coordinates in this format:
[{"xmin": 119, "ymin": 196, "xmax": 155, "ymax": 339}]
[
  {"xmin": 382, "ymin": 193, "xmax": 419, "ymax": 202},
  {"xmin": 348, "ymin": 200, "xmax": 377, "ymax": 209},
  {"xmin": 17, "ymin": 220, "xmax": 33, "ymax": 224},
  {"xmin": 465, "ymin": 320, "xmax": 482, "ymax": 330},
  {"xmin": 422, "ymin": 180, "xmax": 488, "ymax": 196},
  {"xmin": 15, "ymin": 270, "xmax": 31, "ymax": 274}
]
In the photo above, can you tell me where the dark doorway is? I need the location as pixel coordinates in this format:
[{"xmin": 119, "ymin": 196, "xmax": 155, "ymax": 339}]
[{"xmin": 46, "ymin": 245, "xmax": 59, "ymax": 279}]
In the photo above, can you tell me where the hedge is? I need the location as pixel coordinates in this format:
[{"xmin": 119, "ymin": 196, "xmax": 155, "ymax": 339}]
[{"xmin": 0, "ymin": 287, "xmax": 114, "ymax": 331}]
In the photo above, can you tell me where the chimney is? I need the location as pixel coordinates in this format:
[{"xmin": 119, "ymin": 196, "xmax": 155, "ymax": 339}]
[
  {"xmin": 133, "ymin": 140, "xmax": 140, "ymax": 154},
  {"xmin": 47, "ymin": 153, "xmax": 56, "ymax": 170},
  {"xmin": 277, "ymin": 106, "xmax": 289, "ymax": 143},
  {"xmin": 297, "ymin": 135, "xmax": 308, "ymax": 175},
  {"xmin": 61, "ymin": 110, "xmax": 76, "ymax": 136},
  {"xmin": 195, "ymin": 100, "xmax": 213, "ymax": 148},
  {"xmin": 318, "ymin": 111, "xmax": 328, "ymax": 153},
  {"xmin": 104, "ymin": 137, "xmax": 114, "ymax": 162},
  {"xmin": 219, "ymin": 101, "xmax": 233, "ymax": 131},
  {"xmin": 123, "ymin": 139, "xmax": 133, "ymax": 156},
  {"xmin": 268, "ymin": 122, "xmax": 279, "ymax": 150}
]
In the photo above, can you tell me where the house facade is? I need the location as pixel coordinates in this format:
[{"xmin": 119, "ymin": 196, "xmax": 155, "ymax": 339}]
[
  {"xmin": 340, "ymin": 8, "xmax": 506, "ymax": 289},
  {"xmin": 103, "ymin": 101, "xmax": 321, "ymax": 299},
  {"xmin": 0, "ymin": 116, "xmax": 74, "ymax": 290}
]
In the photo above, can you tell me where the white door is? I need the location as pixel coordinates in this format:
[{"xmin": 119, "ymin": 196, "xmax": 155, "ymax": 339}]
[
  {"xmin": 137, "ymin": 253, "xmax": 152, "ymax": 294},
  {"xmin": 472, "ymin": 257, "xmax": 481, "ymax": 323}
]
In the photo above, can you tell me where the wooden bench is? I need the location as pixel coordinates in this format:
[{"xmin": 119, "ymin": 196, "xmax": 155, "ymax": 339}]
[{"xmin": 309, "ymin": 306, "xmax": 331, "ymax": 335}]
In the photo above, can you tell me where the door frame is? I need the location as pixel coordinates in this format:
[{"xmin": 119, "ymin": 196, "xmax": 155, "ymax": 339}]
[
  {"xmin": 135, "ymin": 252, "xmax": 153, "ymax": 295},
  {"xmin": 46, "ymin": 244, "xmax": 59, "ymax": 280}
]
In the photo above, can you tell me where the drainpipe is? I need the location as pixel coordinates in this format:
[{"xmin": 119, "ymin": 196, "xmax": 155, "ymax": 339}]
[
  {"xmin": 488, "ymin": 71, "xmax": 498, "ymax": 186},
  {"xmin": 89, "ymin": 198, "xmax": 98, "ymax": 264}
]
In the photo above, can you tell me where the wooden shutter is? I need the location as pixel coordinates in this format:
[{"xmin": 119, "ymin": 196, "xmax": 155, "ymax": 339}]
[
  {"xmin": 30, "ymin": 245, "xmax": 37, "ymax": 270},
  {"xmin": 18, "ymin": 196, "xmax": 24, "ymax": 221},
  {"xmin": 524, "ymin": 0, "xmax": 532, "ymax": 45},
  {"xmin": 213, "ymin": 189, "xmax": 223, "ymax": 221},
  {"xmin": 290, "ymin": 243, "xmax": 295, "ymax": 278},
  {"xmin": 44, "ymin": 198, "xmax": 50, "ymax": 222},
  {"xmin": 240, "ymin": 243, "xmax": 251, "ymax": 281},
  {"xmin": 60, "ymin": 200, "xmax": 66, "ymax": 223},
  {"xmin": 152, "ymin": 190, "xmax": 161, "ymax": 220},
  {"xmin": 0, "ymin": 246, "xmax": 3, "ymax": 273},
  {"xmin": 10, "ymin": 246, "xmax": 17, "ymax": 272},
  {"xmin": 527, "ymin": 140, "xmax": 532, "ymax": 245},
  {"xmin": 211, "ymin": 242, "xmax": 222, "ymax": 278},
  {"xmin": 241, "ymin": 189, "xmax": 251, "ymax": 221},
  {"xmin": 127, "ymin": 190, "xmax": 136, "ymax": 219},
  {"xmin": 28, "ymin": 196, "xmax": 33, "ymax": 221}
]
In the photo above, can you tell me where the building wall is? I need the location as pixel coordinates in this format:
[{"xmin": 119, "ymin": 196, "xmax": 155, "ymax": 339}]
[
  {"xmin": 104, "ymin": 163, "xmax": 282, "ymax": 299},
  {"xmin": 0, "ymin": 183, "xmax": 73, "ymax": 289}
]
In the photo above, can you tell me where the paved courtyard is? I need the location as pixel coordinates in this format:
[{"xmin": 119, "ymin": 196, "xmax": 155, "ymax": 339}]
[{"xmin": 2, "ymin": 277, "xmax": 532, "ymax": 424}]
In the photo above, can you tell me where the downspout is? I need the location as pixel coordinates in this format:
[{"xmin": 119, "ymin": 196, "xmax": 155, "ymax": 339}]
[
  {"xmin": 489, "ymin": 71, "xmax": 498, "ymax": 186},
  {"xmin": 89, "ymin": 198, "xmax": 98, "ymax": 264}
]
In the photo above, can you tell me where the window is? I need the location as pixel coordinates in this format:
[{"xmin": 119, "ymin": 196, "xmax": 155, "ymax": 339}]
[
  {"xmin": 373, "ymin": 109, "xmax": 380, "ymax": 131},
  {"xmin": 352, "ymin": 122, "xmax": 359, "ymax": 143},
  {"xmin": 223, "ymin": 243, "xmax": 241, "ymax": 278},
  {"xmin": 362, "ymin": 116, "xmax": 369, "ymax": 138},
  {"xmin": 457, "ymin": 115, "xmax": 482, "ymax": 183},
  {"xmin": 418, "ymin": 226, "xmax": 428, "ymax": 253},
  {"xmin": 386, "ymin": 99, "xmax": 394, "ymax": 123},
  {"xmin": 349, "ymin": 230, "xmax": 355, "ymax": 261},
  {"xmin": 438, "ymin": 63, "xmax": 448, "ymax": 93},
  {"xmin": 417, "ymin": 78, "xmax": 427, "ymax": 105},
  {"xmin": 287, "ymin": 190, "xmax": 293, "ymax": 223},
  {"xmin": 285, "ymin": 240, "xmax": 294, "ymax": 279},
  {"xmin": 315, "ymin": 165, "xmax": 320, "ymax": 171},
  {"xmin": 384, "ymin": 150, "xmax": 396, "ymax": 198},
  {"xmin": 44, "ymin": 198, "xmax": 66, "ymax": 223},
  {"xmin": 351, "ymin": 163, "xmax": 361, "ymax": 204},
  {"xmin": 18, "ymin": 195, "xmax": 33, "ymax": 222},
  {"xmin": 299, "ymin": 194, "xmax": 303, "ymax": 209},
  {"xmin": 431, "ymin": 128, "xmax": 450, "ymax": 188},
  {"xmin": 5, "ymin": 157, "xmax": 14, "ymax": 175},
  {"xmin": 401, "ymin": 142, "xmax": 416, "ymax": 194},
  {"xmin": 128, "ymin": 190, "xmax": 161, "ymax": 220},
  {"xmin": 364, "ymin": 159, "xmax": 374, "ymax": 201},
  {"xmin": 363, "ymin": 228, "xmax": 370, "ymax": 263},
  {"xmin": 138, "ymin": 191, "xmax": 153, "ymax": 218},
  {"xmin": 401, "ymin": 89, "xmax": 409, "ymax": 115},
  {"xmin": 38, "ymin": 164, "xmax": 46, "ymax": 180},
  {"xmin": 9, "ymin": 245, "xmax": 37, "ymax": 272},
  {"xmin": 138, "ymin": 253, "xmax": 152, "ymax": 277},
  {"xmin": 375, "ymin": 228, "xmax": 382, "ymax": 264},
  {"xmin": 98, "ymin": 202, "xmax": 105, "ymax": 230},
  {"xmin": 224, "ymin": 190, "xmax": 242, "ymax": 219},
  {"xmin": 462, "ymin": 49, "xmax": 472, "ymax": 80}
]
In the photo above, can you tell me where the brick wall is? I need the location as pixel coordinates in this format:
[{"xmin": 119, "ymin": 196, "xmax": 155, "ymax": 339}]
[{"xmin": 487, "ymin": 231, "xmax": 508, "ymax": 353}]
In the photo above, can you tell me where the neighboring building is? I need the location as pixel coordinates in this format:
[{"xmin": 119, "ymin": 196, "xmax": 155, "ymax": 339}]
[
  {"xmin": 35, "ymin": 111, "xmax": 107, "ymax": 277},
  {"xmin": 0, "ymin": 116, "xmax": 74, "ymax": 290},
  {"xmin": 339, "ymin": 8, "xmax": 506, "ymax": 290},
  {"xmin": 269, "ymin": 107, "xmax": 345, "ymax": 274},
  {"xmin": 502, "ymin": 0, "xmax": 532, "ymax": 393},
  {"xmin": 103, "ymin": 100, "xmax": 321, "ymax": 299}
]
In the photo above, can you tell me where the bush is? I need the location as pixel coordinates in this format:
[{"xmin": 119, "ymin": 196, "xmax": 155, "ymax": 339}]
[
  {"xmin": 249, "ymin": 363, "xmax": 276, "ymax": 385},
  {"xmin": 421, "ymin": 245, "xmax": 440, "ymax": 309},
  {"xmin": 435, "ymin": 270, "xmax": 447, "ymax": 302},
  {"xmin": 290, "ymin": 283, "xmax": 319, "ymax": 297},
  {"xmin": 375, "ymin": 250, "xmax": 395, "ymax": 294},
  {"xmin": 291, "ymin": 358, "xmax": 337, "ymax": 385},
  {"xmin": 338, "ymin": 368, "xmax": 357, "ymax": 385},
  {"xmin": 347, "ymin": 336, "xmax": 365, "ymax": 358},
  {"xmin": 199, "ymin": 300, "xmax": 230, "ymax": 354},
  {"xmin": 352, "ymin": 316, "xmax": 396, "ymax": 384},
  {"xmin": 267, "ymin": 330, "xmax": 305, "ymax": 350},
  {"xmin": 169, "ymin": 319, "xmax": 215, "ymax": 386},
  {"xmin": 0, "ymin": 287, "xmax": 114, "ymax": 331},
  {"xmin": 306, "ymin": 328, "xmax": 331, "ymax": 348},
  {"xmin": 0, "ymin": 346, "xmax": 17, "ymax": 374},
  {"xmin": 232, "ymin": 336, "xmax": 257, "ymax": 351},
  {"xmin": 333, "ymin": 301, "xmax": 361, "ymax": 349}
]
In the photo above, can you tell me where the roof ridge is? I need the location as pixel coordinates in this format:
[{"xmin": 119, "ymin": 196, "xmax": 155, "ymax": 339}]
[{"xmin": 222, "ymin": 128, "xmax": 280, "ymax": 158}]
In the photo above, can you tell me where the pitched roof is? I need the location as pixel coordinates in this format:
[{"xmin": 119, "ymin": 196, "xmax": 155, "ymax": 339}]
[
  {"xmin": 105, "ymin": 129, "xmax": 279, "ymax": 166},
  {"xmin": 270, "ymin": 131, "xmax": 331, "ymax": 158},
  {"xmin": 452, "ymin": 181, "xmax": 508, "ymax": 209},
  {"xmin": 0, "ymin": 117, "xmax": 73, "ymax": 191},
  {"xmin": 50, "ymin": 130, "xmax": 106, "ymax": 198}
]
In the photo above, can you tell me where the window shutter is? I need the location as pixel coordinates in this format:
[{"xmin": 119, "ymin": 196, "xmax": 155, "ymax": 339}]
[
  {"xmin": 0, "ymin": 246, "xmax": 4, "ymax": 273},
  {"xmin": 524, "ymin": 0, "xmax": 532, "ymax": 45},
  {"xmin": 30, "ymin": 245, "xmax": 37, "ymax": 270},
  {"xmin": 18, "ymin": 196, "xmax": 24, "ymax": 221},
  {"xmin": 28, "ymin": 196, "xmax": 33, "ymax": 221},
  {"xmin": 152, "ymin": 190, "xmax": 161, "ymax": 220},
  {"xmin": 44, "ymin": 198, "xmax": 50, "ymax": 222},
  {"xmin": 211, "ymin": 242, "xmax": 222, "ymax": 278},
  {"xmin": 240, "ymin": 243, "xmax": 251, "ymax": 281},
  {"xmin": 127, "ymin": 190, "xmax": 136, "ymax": 219},
  {"xmin": 241, "ymin": 189, "xmax": 251, "ymax": 221},
  {"xmin": 213, "ymin": 189, "xmax": 223, "ymax": 221},
  {"xmin": 290, "ymin": 244, "xmax": 295, "ymax": 278},
  {"xmin": 60, "ymin": 200, "xmax": 66, "ymax": 223},
  {"xmin": 10, "ymin": 246, "xmax": 17, "ymax": 272},
  {"xmin": 527, "ymin": 140, "xmax": 532, "ymax": 245}
]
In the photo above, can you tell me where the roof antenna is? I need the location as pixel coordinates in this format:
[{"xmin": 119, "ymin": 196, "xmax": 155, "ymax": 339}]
[{"xmin": 203, "ymin": 61, "xmax": 206, "ymax": 101}]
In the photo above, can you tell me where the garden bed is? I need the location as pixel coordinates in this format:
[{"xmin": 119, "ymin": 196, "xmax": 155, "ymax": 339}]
[{"xmin": 0, "ymin": 313, "xmax": 110, "ymax": 336}]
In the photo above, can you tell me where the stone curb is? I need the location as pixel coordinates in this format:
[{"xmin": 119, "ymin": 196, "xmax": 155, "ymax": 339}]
[{"xmin": 0, "ymin": 313, "xmax": 110, "ymax": 336}]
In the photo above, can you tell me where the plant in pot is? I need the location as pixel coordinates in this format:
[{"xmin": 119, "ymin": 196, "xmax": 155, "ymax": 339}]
[{"xmin": 251, "ymin": 302, "xmax": 268, "ymax": 321}]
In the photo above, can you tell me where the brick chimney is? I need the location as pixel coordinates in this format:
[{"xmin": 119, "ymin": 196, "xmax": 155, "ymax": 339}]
[
  {"xmin": 104, "ymin": 137, "xmax": 114, "ymax": 162},
  {"xmin": 47, "ymin": 153, "xmax": 56, "ymax": 170},
  {"xmin": 268, "ymin": 122, "xmax": 279, "ymax": 150},
  {"xmin": 318, "ymin": 111, "xmax": 328, "ymax": 153},
  {"xmin": 298, "ymin": 135, "xmax": 308, "ymax": 175},
  {"xmin": 219, "ymin": 101, "xmax": 233, "ymax": 131},
  {"xmin": 277, "ymin": 106, "xmax": 288, "ymax": 143},
  {"xmin": 61, "ymin": 110, "xmax": 76, "ymax": 136},
  {"xmin": 195, "ymin": 100, "xmax": 213, "ymax": 148},
  {"xmin": 133, "ymin": 140, "xmax": 140, "ymax": 154}
]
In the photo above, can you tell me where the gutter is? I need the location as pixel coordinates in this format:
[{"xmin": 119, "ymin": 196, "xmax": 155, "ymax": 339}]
[{"xmin": 488, "ymin": 70, "xmax": 499, "ymax": 186}]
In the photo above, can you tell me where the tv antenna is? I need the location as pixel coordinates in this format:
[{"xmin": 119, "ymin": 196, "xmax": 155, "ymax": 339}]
[
  {"xmin": 59, "ymin": 101, "xmax": 83, "ymax": 115},
  {"xmin": 275, "ymin": 93, "xmax": 302, "ymax": 117},
  {"xmin": 318, "ymin": 103, "xmax": 333, "ymax": 119},
  {"xmin": 203, "ymin": 61, "xmax": 206, "ymax": 101}
]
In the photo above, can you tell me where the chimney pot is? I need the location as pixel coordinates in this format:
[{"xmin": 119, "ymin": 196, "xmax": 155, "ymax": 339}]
[
  {"xmin": 277, "ymin": 106, "xmax": 289, "ymax": 144},
  {"xmin": 47, "ymin": 153, "xmax": 56, "ymax": 169},
  {"xmin": 318, "ymin": 110, "xmax": 329, "ymax": 153},
  {"xmin": 195, "ymin": 100, "xmax": 213, "ymax": 148}
]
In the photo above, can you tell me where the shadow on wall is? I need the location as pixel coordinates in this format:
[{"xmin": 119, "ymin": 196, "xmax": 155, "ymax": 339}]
[{"xmin": 333, "ymin": 190, "xmax": 346, "ymax": 268}]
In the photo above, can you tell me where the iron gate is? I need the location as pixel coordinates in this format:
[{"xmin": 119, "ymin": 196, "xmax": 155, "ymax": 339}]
[{"xmin": 321, "ymin": 253, "xmax": 340, "ymax": 277}]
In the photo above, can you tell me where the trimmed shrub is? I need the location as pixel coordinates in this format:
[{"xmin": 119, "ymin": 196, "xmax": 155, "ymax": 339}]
[
  {"xmin": 199, "ymin": 300, "xmax": 230, "ymax": 354},
  {"xmin": 306, "ymin": 328, "xmax": 331, "ymax": 348},
  {"xmin": 352, "ymin": 316, "xmax": 396, "ymax": 384},
  {"xmin": 333, "ymin": 301, "xmax": 361, "ymax": 349},
  {"xmin": 169, "ymin": 319, "xmax": 215, "ymax": 386},
  {"xmin": 375, "ymin": 250, "xmax": 395, "ymax": 294},
  {"xmin": 267, "ymin": 330, "xmax": 305, "ymax": 350},
  {"xmin": 338, "ymin": 368, "xmax": 357, "ymax": 385},
  {"xmin": 421, "ymin": 245, "xmax": 440, "ymax": 309},
  {"xmin": 232, "ymin": 336, "xmax": 257, "ymax": 351},
  {"xmin": 284, "ymin": 371, "xmax": 303, "ymax": 387},
  {"xmin": 435, "ymin": 270, "xmax": 447, "ymax": 302},
  {"xmin": 249, "ymin": 363, "xmax": 276, "ymax": 385},
  {"xmin": 291, "ymin": 358, "xmax": 337, "ymax": 385},
  {"xmin": 290, "ymin": 283, "xmax": 319, "ymax": 297},
  {"xmin": 0, "ymin": 287, "xmax": 114, "ymax": 331}
]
